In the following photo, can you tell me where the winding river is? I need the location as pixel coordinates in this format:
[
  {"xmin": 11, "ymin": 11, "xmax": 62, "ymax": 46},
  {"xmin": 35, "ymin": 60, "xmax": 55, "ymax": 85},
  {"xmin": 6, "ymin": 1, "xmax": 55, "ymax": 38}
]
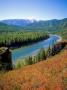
[{"xmin": 12, "ymin": 35, "xmax": 61, "ymax": 63}]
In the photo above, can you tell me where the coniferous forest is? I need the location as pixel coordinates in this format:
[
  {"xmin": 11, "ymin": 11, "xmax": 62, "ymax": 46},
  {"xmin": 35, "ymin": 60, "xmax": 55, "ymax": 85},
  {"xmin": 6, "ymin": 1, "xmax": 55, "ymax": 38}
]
[{"xmin": 0, "ymin": 31, "xmax": 49, "ymax": 48}]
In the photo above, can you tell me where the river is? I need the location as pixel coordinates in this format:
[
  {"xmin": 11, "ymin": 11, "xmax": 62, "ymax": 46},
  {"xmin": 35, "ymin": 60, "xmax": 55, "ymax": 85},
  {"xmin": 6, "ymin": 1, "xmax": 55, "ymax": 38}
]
[{"xmin": 12, "ymin": 35, "xmax": 62, "ymax": 63}]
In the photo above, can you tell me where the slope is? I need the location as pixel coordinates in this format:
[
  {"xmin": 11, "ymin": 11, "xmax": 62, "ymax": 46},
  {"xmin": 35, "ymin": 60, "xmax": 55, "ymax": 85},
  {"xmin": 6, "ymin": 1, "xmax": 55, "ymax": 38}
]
[
  {"xmin": 0, "ymin": 46, "xmax": 67, "ymax": 90},
  {"xmin": 0, "ymin": 22, "xmax": 22, "ymax": 32}
]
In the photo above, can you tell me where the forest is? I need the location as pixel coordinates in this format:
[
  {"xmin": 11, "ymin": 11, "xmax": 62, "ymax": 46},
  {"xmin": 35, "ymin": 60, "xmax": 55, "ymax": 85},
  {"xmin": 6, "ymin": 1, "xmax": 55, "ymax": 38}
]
[{"xmin": 0, "ymin": 31, "xmax": 49, "ymax": 48}]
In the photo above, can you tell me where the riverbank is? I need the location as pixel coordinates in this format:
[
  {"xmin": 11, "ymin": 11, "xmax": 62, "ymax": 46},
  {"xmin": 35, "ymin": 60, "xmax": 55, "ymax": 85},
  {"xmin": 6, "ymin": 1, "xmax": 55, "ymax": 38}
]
[
  {"xmin": 11, "ymin": 35, "xmax": 62, "ymax": 51},
  {"xmin": 11, "ymin": 36, "xmax": 49, "ymax": 51},
  {"xmin": 15, "ymin": 35, "xmax": 66, "ymax": 69},
  {"xmin": 12, "ymin": 35, "xmax": 61, "ymax": 62},
  {"xmin": 56, "ymin": 35, "xmax": 62, "ymax": 42},
  {"xmin": 0, "ymin": 31, "xmax": 49, "ymax": 49},
  {"xmin": 9, "ymin": 34, "xmax": 62, "ymax": 52}
]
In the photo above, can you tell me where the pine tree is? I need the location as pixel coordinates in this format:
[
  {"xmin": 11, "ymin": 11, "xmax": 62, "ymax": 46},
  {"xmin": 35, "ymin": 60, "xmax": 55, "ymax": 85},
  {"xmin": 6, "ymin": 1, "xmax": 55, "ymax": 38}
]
[
  {"xmin": 47, "ymin": 45, "xmax": 52, "ymax": 57},
  {"xmin": 39, "ymin": 48, "xmax": 46, "ymax": 60},
  {"xmin": 25, "ymin": 56, "xmax": 33, "ymax": 65}
]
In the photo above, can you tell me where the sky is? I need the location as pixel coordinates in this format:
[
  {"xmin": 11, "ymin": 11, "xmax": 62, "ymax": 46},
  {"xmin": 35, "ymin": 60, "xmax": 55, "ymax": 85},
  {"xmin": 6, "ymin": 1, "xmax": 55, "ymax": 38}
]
[{"xmin": 0, "ymin": 0, "xmax": 67, "ymax": 20}]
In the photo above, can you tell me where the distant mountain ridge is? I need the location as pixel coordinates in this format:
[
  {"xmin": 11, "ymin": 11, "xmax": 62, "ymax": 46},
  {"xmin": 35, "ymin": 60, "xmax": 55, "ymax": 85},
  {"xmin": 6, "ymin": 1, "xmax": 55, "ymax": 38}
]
[
  {"xmin": 1, "ymin": 19, "xmax": 36, "ymax": 27},
  {"xmin": 0, "ymin": 18, "xmax": 67, "ymax": 31},
  {"xmin": 0, "ymin": 18, "xmax": 67, "ymax": 28}
]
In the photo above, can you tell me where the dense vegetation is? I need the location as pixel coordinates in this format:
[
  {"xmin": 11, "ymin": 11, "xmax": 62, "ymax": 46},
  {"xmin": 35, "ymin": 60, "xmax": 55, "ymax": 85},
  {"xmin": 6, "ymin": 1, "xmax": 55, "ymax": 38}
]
[
  {"xmin": 0, "ymin": 45, "xmax": 67, "ymax": 90},
  {"xmin": 0, "ymin": 31, "xmax": 49, "ymax": 48}
]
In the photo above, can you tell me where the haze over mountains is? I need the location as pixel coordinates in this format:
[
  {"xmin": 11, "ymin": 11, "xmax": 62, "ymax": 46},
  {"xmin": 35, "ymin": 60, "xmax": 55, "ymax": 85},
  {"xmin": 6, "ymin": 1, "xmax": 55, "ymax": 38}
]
[
  {"xmin": 0, "ymin": 18, "xmax": 67, "ymax": 32},
  {"xmin": 1, "ymin": 19, "xmax": 35, "ymax": 27},
  {"xmin": 1, "ymin": 18, "xmax": 67, "ymax": 27}
]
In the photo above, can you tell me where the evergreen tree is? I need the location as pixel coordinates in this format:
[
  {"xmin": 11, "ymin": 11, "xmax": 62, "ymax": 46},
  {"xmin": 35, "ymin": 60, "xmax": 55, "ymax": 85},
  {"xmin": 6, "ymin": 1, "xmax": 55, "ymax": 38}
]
[
  {"xmin": 47, "ymin": 45, "xmax": 52, "ymax": 57},
  {"xmin": 25, "ymin": 56, "xmax": 33, "ymax": 65},
  {"xmin": 39, "ymin": 48, "xmax": 46, "ymax": 60},
  {"xmin": 36, "ymin": 53, "xmax": 41, "ymax": 62}
]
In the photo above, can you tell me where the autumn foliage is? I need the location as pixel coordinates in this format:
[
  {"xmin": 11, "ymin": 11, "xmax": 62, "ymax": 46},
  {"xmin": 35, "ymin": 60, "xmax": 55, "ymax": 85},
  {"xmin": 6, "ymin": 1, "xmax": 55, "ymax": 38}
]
[{"xmin": 0, "ymin": 46, "xmax": 67, "ymax": 90}]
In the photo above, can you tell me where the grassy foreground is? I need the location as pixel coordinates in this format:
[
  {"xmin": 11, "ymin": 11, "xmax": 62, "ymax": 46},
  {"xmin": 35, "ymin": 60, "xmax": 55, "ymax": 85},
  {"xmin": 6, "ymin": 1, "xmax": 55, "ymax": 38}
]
[{"xmin": 0, "ymin": 45, "xmax": 67, "ymax": 90}]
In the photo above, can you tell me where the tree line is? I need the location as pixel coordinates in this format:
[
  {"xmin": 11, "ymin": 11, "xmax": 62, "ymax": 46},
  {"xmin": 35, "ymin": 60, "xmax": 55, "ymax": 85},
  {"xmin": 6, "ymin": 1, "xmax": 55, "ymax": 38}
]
[{"xmin": 0, "ymin": 31, "xmax": 49, "ymax": 48}]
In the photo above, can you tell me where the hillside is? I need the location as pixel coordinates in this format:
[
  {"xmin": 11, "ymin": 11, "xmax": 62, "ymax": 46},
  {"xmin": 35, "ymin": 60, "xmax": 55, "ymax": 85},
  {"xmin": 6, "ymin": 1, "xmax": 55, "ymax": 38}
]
[
  {"xmin": 0, "ymin": 22, "xmax": 22, "ymax": 32},
  {"xmin": 0, "ymin": 46, "xmax": 67, "ymax": 90}
]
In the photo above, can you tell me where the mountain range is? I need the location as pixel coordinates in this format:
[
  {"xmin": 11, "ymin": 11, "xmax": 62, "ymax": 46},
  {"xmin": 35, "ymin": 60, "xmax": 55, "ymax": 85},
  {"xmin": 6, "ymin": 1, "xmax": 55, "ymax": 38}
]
[
  {"xmin": 0, "ymin": 18, "xmax": 67, "ymax": 31},
  {"xmin": 1, "ymin": 19, "xmax": 35, "ymax": 27}
]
